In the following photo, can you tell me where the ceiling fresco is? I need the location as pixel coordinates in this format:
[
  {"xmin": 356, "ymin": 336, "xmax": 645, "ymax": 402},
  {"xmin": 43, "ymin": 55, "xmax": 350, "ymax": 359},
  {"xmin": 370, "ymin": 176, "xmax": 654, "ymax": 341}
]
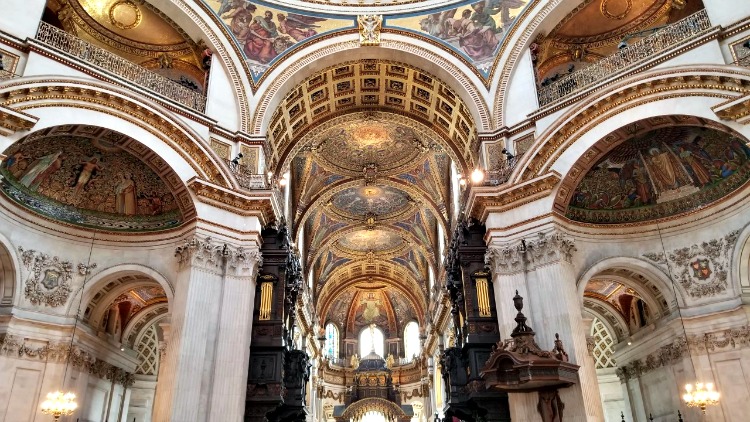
[
  {"xmin": 330, "ymin": 185, "xmax": 413, "ymax": 219},
  {"xmin": 566, "ymin": 126, "xmax": 750, "ymax": 224},
  {"xmin": 0, "ymin": 127, "xmax": 188, "ymax": 232},
  {"xmin": 584, "ymin": 278, "xmax": 652, "ymax": 335},
  {"xmin": 386, "ymin": 0, "xmax": 531, "ymax": 74},
  {"xmin": 203, "ymin": 0, "xmax": 355, "ymax": 81},
  {"xmin": 324, "ymin": 286, "xmax": 421, "ymax": 339},
  {"xmin": 533, "ymin": 0, "xmax": 703, "ymax": 81},
  {"xmin": 336, "ymin": 229, "xmax": 405, "ymax": 253},
  {"xmin": 201, "ymin": 0, "xmax": 532, "ymax": 86}
]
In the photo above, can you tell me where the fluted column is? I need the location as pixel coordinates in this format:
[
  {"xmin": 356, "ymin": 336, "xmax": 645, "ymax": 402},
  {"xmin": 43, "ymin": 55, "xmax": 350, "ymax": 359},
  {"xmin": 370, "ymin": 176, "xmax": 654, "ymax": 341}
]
[
  {"xmin": 151, "ymin": 236, "xmax": 260, "ymax": 422},
  {"xmin": 152, "ymin": 321, "xmax": 172, "ymax": 421},
  {"xmin": 523, "ymin": 231, "xmax": 604, "ymax": 422},
  {"xmin": 486, "ymin": 242, "xmax": 530, "ymax": 337},
  {"xmin": 208, "ymin": 247, "xmax": 261, "ymax": 421}
]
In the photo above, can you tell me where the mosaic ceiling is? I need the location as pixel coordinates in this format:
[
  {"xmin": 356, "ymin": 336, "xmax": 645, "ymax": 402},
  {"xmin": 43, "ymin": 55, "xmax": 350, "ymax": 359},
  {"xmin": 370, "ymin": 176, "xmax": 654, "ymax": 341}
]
[
  {"xmin": 202, "ymin": 0, "xmax": 532, "ymax": 85},
  {"xmin": 0, "ymin": 126, "xmax": 193, "ymax": 232},
  {"xmin": 291, "ymin": 108, "xmax": 450, "ymax": 335},
  {"xmin": 566, "ymin": 125, "xmax": 750, "ymax": 224}
]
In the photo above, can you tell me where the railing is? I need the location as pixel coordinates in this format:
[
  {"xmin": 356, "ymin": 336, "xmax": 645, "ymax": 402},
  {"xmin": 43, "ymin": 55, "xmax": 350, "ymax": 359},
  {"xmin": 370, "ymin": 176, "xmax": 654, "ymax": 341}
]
[
  {"xmin": 483, "ymin": 154, "xmax": 522, "ymax": 187},
  {"xmin": 35, "ymin": 22, "xmax": 207, "ymax": 112},
  {"xmin": 225, "ymin": 160, "xmax": 268, "ymax": 190},
  {"xmin": 537, "ymin": 9, "xmax": 712, "ymax": 106}
]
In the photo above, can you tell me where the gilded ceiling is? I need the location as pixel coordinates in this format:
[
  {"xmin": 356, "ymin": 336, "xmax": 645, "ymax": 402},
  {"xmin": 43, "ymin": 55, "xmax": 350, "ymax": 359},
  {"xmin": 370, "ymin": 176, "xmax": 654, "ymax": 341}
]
[
  {"xmin": 45, "ymin": 0, "xmax": 206, "ymax": 89},
  {"xmin": 267, "ymin": 61, "xmax": 478, "ymax": 173},
  {"xmin": 534, "ymin": 0, "xmax": 704, "ymax": 80}
]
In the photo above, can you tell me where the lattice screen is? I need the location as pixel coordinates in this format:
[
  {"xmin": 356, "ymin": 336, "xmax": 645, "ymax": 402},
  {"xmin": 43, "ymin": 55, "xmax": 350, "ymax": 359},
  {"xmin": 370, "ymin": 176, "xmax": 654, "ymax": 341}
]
[
  {"xmin": 590, "ymin": 318, "xmax": 616, "ymax": 369},
  {"xmin": 135, "ymin": 324, "xmax": 159, "ymax": 375}
]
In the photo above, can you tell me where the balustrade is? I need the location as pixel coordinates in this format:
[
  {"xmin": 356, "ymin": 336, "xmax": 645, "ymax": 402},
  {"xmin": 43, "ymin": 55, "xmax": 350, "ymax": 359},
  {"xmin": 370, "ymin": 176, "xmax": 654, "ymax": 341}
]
[
  {"xmin": 35, "ymin": 22, "xmax": 207, "ymax": 112},
  {"xmin": 537, "ymin": 10, "xmax": 712, "ymax": 107}
]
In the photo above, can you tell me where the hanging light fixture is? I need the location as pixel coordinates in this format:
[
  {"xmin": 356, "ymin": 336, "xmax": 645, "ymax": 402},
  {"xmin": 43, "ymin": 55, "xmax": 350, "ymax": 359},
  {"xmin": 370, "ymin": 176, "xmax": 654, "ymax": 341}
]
[
  {"xmin": 40, "ymin": 234, "xmax": 96, "ymax": 419},
  {"xmin": 655, "ymin": 224, "xmax": 721, "ymax": 414},
  {"xmin": 40, "ymin": 391, "xmax": 78, "ymax": 420},
  {"xmin": 683, "ymin": 382, "xmax": 720, "ymax": 414}
]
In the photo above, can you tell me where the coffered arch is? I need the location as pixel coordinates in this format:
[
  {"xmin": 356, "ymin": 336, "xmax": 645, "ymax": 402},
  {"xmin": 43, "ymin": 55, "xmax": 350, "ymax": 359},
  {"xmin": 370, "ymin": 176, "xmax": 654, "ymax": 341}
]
[{"xmin": 266, "ymin": 66, "xmax": 480, "ymax": 175}]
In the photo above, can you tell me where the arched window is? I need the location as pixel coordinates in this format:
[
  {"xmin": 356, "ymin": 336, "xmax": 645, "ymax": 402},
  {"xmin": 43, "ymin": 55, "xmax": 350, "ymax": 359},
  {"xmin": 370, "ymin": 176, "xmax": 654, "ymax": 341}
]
[
  {"xmin": 359, "ymin": 325, "xmax": 384, "ymax": 357},
  {"xmin": 403, "ymin": 321, "xmax": 420, "ymax": 359},
  {"xmin": 325, "ymin": 323, "xmax": 339, "ymax": 359}
]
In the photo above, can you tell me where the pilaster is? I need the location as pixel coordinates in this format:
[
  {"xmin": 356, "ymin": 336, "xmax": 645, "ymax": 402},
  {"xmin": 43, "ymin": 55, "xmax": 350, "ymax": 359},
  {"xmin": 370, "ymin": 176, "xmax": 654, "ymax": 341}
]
[
  {"xmin": 153, "ymin": 235, "xmax": 261, "ymax": 422},
  {"xmin": 486, "ymin": 229, "xmax": 604, "ymax": 422}
]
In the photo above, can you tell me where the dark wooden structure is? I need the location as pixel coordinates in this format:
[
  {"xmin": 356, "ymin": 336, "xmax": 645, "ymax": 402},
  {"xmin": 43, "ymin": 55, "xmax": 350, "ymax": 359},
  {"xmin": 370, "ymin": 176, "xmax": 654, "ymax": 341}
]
[
  {"xmin": 440, "ymin": 218, "xmax": 511, "ymax": 422},
  {"xmin": 245, "ymin": 222, "xmax": 310, "ymax": 422}
]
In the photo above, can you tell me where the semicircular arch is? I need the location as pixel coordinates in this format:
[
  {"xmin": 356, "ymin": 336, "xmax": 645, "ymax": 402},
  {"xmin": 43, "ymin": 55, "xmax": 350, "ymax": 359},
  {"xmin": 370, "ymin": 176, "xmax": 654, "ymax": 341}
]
[
  {"xmin": 514, "ymin": 65, "xmax": 750, "ymax": 185},
  {"xmin": 252, "ymin": 36, "xmax": 489, "ymax": 136}
]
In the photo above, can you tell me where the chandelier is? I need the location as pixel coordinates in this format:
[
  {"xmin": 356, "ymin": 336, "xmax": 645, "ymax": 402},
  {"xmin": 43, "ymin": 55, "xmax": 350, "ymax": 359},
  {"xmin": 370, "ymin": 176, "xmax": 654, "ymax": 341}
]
[
  {"xmin": 682, "ymin": 382, "xmax": 720, "ymax": 413},
  {"xmin": 40, "ymin": 391, "xmax": 78, "ymax": 420}
]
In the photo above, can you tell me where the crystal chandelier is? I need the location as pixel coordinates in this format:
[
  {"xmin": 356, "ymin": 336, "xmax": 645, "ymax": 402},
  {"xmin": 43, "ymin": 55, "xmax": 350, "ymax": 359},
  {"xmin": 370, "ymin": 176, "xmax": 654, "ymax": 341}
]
[
  {"xmin": 40, "ymin": 391, "xmax": 78, "ymax": 420},
  {"xmin": 682, "ymin": 382, "xmax": 720, "ymax": 414}
]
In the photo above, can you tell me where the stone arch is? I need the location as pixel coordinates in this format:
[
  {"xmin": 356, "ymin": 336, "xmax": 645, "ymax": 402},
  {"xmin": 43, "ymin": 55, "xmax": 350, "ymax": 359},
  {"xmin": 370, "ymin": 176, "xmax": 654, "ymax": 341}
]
[
  {"xmin": 583, "ymin": 306, "xmax": 627, "ymax": 344},
  {"xmin": 0, "ymin": 231, "xmax": 20, "ymax": 310},
  {"xmin": 731, "ymin": 220, "xmax": 750, "ymax": 298},
  {"xmin": 514, "ymin": 65, "xmax": 750, "ymax": 184},
  {"xmin": 0, "ymin": 76, "xmax": 233, "ymax": 190},
  {"xmin": 70, "ymin": 263, "xmax": 174, "ymax": 318},
  {"xmin": 252, "ymin": 35, "xmax": 490, "ymax": 135},
  {"xmin": 122, "ymin": 302, "xmax": 170, "ymax": 349},
  {"xmin": 147, "ymin": 0, "xmax": 252, "ymax": 130},
  {"xmin": 577, "ymin": 256, "xmax": 680, "ymax": 310},
  {"xmin": 490, "ymin": 0, "xmax": 580, "ymax": 127},
  {"xmin": 341, "ymin": 397, "xmax": 409, "ymax": 421}
]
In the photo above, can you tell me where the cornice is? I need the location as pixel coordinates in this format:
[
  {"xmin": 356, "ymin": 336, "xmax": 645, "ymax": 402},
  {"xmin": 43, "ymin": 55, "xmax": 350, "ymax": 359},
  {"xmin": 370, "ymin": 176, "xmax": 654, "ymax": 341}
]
[
  {"xmin": 713, "ymin": 92, "xmax": 750, "ymax": 123},
  {"xmin": 468, "ymin": 172, "xmax": 560, "ymax": 221},
  {"xmin": 0, "ymin": 104, "xmax": 38, "ymax": 135},
  {"xmin": 187, "ymin": 178, "xmax": 273, "ymax": 225}
]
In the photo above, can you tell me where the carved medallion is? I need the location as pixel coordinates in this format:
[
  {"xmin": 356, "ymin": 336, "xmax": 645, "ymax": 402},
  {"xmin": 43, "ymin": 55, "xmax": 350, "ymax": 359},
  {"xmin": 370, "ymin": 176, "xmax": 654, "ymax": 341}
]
[{"xmin": 19, "ymin": 247, "xmax": 77, "ymax": 307}]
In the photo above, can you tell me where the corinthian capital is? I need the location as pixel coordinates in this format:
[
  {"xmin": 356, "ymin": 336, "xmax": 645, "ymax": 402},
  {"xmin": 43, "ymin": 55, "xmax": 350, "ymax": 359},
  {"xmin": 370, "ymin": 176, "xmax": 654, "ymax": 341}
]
[
  {"xmin": 175, "ymin": 236, "xmax": 262, "ymax": 275},
  {"xmin": 524, "ymin": 231, "xmax": 576, "ymax": 269},
  {"xmin": 485, "ymin": 242, "xmax": 526, "ymax": 275}
]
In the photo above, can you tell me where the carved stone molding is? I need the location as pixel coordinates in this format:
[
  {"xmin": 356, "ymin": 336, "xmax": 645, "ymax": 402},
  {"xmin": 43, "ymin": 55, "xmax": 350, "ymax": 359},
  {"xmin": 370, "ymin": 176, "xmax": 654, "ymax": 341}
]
[
  {"xmin": 0, "ymin": 334, "xmax": 134, "ymax": 386},
  {"xmin": 485, "ymin": 243, "xmax": 526, "ymax": 275},
  {"xmin": 486, "ymin": 231, "xmax": 576, "ymax": 275},
  {"xmin": 174, "ymin": 236, "xmax": 262, "ymax": 275},
  {"xmin": 643, "ymin": 230, "xmax": 740, "ymax": 298},
  {"xmin": 18, "ymin": 247, "xmax": 96, "ymax": 308},
  {"xmin": 616, "ymin": 325, "xmax": 750, "ymax": 382}
]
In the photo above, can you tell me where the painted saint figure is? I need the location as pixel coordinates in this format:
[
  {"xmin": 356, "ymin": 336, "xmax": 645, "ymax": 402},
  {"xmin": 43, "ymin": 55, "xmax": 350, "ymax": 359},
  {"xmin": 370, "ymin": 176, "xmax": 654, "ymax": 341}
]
[
  {"xmin": 72, "ymin": 156, "xmax": 103, "ymax": 197},
  {"xmin": 19, "ymin": 151, "xmax": 63, "ymax": 191},
  {"xmin": 115, "ymin": 173, "xmax": 137, "ymax": 215}
]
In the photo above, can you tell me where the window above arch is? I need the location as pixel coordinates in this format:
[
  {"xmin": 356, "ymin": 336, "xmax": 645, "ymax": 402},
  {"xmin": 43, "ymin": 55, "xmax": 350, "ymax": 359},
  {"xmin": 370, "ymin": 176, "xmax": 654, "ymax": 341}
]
[
  {"xmin": 325, "ymin": 323, "xmax": 339, "ymax": 359},
  {"xmin": 590, "ymin": 318, "xmax": 616, "ymax": 369},
  {"xmin": 404, "ymin": 321, "xmax": 420, "ymax": 359},
  {"xmin": 359, "ymin": 325, "xmax": 384, "ymax": 357}
]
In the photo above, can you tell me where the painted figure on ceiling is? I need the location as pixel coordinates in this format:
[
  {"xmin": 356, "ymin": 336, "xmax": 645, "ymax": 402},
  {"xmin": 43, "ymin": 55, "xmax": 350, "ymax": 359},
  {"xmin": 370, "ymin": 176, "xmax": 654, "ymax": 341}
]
[
  {"xmin": 115, "ymin": 173, "xmax": 137, "ymax": 216},
  {"xmin": 277, "ymin": 13, "xmax": 323, "ymax": 42},
  {"xmin": 19, "ymin": 151, "xmax": 64, "ymax": 191},
  {"xmin": 245, "ymin": 11, "xmax": 283, "ymax": 64},
  {"xmin": 72, "ymin": 155, "xmax": 104, "ymax": 197}
]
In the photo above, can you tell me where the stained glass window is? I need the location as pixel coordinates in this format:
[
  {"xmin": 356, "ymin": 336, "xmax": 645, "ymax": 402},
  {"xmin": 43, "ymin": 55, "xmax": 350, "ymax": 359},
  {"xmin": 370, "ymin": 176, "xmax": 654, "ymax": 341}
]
[
  {"xmin": 325, "ymin": 323, "xmax": 339, "ymax": 359},
  {"xmin": 359, "ymin": 325, "xmax": 384, "ymax": 357},
  {"xmin": 404, "ymin": 321, "xmax": 420, "ymax": 359}
]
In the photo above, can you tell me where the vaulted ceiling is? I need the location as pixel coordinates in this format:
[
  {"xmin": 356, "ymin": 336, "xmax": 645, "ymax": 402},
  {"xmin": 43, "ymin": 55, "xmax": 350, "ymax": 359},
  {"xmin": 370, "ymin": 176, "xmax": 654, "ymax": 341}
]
[{"xmin": 279, "ymin": 61, "xmax": 470, "ymax": 338}]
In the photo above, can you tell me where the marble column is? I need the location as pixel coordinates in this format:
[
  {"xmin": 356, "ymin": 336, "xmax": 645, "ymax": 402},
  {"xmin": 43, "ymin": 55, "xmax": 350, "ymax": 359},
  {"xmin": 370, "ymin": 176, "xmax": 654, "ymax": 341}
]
[
  {"xmin": 485, "ymin": 242, "xmax": 537, "ymax": 422},
  {"xmin": 207, "ymin": 247, "xmax": 261, "ymax": 421},
  {"xmin": 523, "ymin": 230, "xmax": 604, "ymax": 422},
  {"xmin": 152, "ymin": 236, "xmax": 261, "ymax": 422}
]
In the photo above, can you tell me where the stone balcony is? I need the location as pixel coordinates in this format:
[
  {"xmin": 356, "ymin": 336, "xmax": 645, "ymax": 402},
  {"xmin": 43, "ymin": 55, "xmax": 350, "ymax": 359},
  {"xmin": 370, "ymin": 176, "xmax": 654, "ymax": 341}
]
[
  {"xmin": 536, "ymin": 9, "xmax": 713, "ymax": 108},
  {"xmin": 34, "ymin": 21, "xmax": 207, "ymax": 113}
]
